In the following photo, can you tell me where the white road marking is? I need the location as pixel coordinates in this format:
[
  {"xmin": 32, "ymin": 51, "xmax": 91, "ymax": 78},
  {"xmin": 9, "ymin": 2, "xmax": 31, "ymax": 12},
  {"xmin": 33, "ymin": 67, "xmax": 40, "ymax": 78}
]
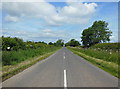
[
  {"xmin": 64, "ymin": 56, "xmax": 65, "ymax": 59},
  {"xmin": 64, "ymin": 69, "xmax": 67, "ymax": 88},
  {"xmin": 63, "ymin": 52, "xmax": 65, "ymax": 59}
]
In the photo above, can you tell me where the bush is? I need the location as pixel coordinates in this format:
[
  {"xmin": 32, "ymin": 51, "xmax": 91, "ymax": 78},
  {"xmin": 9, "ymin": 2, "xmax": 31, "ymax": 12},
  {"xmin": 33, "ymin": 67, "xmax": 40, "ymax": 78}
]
[
  {"xmin": 2, "ymin": 46, "xmax": 59, "ymax": 65},
  {"xmin": 91, "ymin": 43, "xmax": 120, "ymax": 50},
  {"xmin": 69, "ymin": 46, "xmax": 119, "ymax": 64},
  {"xmin": 2, "ymin": 36, "xmax": 25, "ymax": 51},
  {"xmin": 2, "ymin": 36, "xmax": 60, "ymax": 66}
]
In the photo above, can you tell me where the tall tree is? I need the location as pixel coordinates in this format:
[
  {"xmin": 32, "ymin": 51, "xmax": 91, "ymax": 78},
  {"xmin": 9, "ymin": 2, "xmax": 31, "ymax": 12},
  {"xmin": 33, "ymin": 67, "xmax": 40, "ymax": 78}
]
[{"xmin": 81, "ymin": 21, "xmax": 112, "ymax": 47}]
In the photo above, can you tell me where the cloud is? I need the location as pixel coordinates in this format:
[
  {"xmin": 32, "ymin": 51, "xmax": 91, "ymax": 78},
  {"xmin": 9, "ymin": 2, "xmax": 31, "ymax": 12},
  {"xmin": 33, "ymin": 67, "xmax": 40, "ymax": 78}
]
[
  {"xmin": 110, "ymin": 35, "xmax": 118, "ymax": 42},
  {"xmin": 58, "ymin": 2, "xmax": 97, "ymax": 24},
  {"xmin": 61, "ymin": 2, "xmax": 97, "ymax": 17},
  {"xmin": 41, "ymin": 29, "xmax": 67, "ymax": 38},
  {"xmin": 2, "ymin": 2, "xmax": 97, "ymax": 25},
  {"xmin": 2, "ymin": 28, "xmax": 68, "ymax": 42},
  {"xmin": 5, "ymin": 15, "xmax": 20, "ymax": 22}
]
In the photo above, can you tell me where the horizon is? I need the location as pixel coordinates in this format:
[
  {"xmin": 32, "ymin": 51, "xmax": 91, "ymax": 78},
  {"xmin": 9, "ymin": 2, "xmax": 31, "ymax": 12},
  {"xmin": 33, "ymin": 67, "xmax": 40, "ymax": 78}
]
[{"xmin": 0, "ymin": 1, "xmax": 118, "ymax": 43}]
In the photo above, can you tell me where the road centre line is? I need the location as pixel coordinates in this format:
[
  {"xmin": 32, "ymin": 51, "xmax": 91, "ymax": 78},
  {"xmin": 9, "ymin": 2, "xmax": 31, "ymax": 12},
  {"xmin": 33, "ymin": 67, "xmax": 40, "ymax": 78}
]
[
  {"xmin": 64, "ymin": 69, "xmax": 67, "ymax": 88},
  {"xmin": 64, "ymin": 56, "xmax": 65, "ymax": 59}
]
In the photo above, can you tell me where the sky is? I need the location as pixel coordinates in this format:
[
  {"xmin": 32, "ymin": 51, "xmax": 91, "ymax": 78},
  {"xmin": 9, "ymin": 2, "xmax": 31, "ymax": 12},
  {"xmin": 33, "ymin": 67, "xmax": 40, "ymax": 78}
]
[{"xmin": 0, "ymin": 1, "xmax": 118, "ymax": 43}]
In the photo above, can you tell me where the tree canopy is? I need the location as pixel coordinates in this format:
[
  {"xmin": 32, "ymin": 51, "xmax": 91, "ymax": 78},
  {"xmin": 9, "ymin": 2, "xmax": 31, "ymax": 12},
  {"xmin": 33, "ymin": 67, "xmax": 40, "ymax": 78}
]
[
  {"xmin": 2, "ymin": 36, "xmax": 25, "ymax": 51},
  {"xmin": 81, "ymin": 21, "xmax": 112, "ymax": 47},
  {"xmin": 2, "ymin": 36, "xmax": 53, "ymax": 51},
  {"xmin": 48, "ymin": 42, "xmax": 54, "ymax": 45},
  {"xmin": 65, "ymin": 39, "xmax": 80, "ymax": 47},
  {"xmin": 54, "ymin": 39, "xmax": 64, "ymax": 47}
]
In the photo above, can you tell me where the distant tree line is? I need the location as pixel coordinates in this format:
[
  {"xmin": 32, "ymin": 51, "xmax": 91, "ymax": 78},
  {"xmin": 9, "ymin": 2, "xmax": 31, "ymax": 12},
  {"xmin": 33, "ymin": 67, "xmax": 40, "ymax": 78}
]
[
  {"xmin": 2, "ymin": 20, "xmax": 112, "ymax": 50},
  {"xmin": 2, "ymin": 36, "xmax": 64, "ymax": 51},
  {"xmin": 2, "ymin": 36, "xmax": 26, "ymax": 51},
  {"xmin": 65, "ymin": 39, "xmax": 81, "ymax": 47},
  {"xmin": 48, "ymin": 39, "xmax": 64, "ymax": 47}
]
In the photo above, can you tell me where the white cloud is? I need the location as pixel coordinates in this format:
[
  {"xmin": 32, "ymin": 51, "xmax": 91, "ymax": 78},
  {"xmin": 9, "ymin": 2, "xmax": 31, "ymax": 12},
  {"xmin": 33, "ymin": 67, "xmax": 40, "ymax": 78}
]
[
  {"xmin": 110, "ymin": 35, "xmax": 118, "ymax": 42},
  {"xmin": 58, "ymin": 2, "xmax": 97, "ymax": 24},
  {"xmin": 2, "ymin": 28, "xmax": 68, "ymax": 42},
  {"xmin": 2, "ymin": 2, "xmax": 97, "ymax": 25},
  {"xmin": 41, "ymin": 29, "xmax": 66, "ymax": 38},
  {"xmin": 5, "ymin": 15, "xmax": 19, "ymax": 22},
  {"xmin": 42, "ymin": 29, "xmax": 52, "ymax": 33}
]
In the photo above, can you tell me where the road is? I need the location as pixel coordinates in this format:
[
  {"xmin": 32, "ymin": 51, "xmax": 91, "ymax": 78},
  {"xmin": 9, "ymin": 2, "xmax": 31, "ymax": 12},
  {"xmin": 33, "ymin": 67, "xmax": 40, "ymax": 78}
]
[{"xmin": 2, "ymin": 47, "xmax": 118, "ymax": 87}]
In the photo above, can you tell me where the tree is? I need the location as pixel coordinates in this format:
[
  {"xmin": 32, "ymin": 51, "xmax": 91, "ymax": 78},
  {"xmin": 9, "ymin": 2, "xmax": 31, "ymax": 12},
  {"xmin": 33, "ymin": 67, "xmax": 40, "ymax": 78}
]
[
  {"xmin": 48, "ymin": 42, "xmax": 54, "ymax": 45},
  {"xmin": 2, "ymin": 36, "xmax": 25, "ymax": 51},
  {"xmin": 65, "ymin": 39, "xmax": 80, "ymax": 47},
  {"xmin": 81, "ymin": 21, "xmax": 112, "ymax": 47},
  {"xmin": 55, "ymin": 39, "xmax": 64, "ymax": 46}
]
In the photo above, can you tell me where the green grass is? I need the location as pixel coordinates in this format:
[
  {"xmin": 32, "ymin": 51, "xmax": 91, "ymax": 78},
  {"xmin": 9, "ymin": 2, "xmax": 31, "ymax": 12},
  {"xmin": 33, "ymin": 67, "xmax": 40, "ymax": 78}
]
[
  {"xmin": 68, "ymin": 47, "xmax": 118, "ymax": 64},
  {"xmin": 2, "ymin": 46, "xmax": 60, "ymax": 65},
  {"xmin": 68, "ymin": 47, "xmax": 119, "ymax": 78},
  {"xmin": 2, "ymin": 48, "xmax": 60, "ymax": 81},
  {"xmin": 91, "ymin": 43, "xmax": 120, "ymax": 51}
]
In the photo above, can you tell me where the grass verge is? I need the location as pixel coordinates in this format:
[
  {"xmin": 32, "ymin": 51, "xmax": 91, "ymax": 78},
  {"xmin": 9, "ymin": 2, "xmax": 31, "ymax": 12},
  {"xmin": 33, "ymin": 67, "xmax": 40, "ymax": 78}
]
[
  {"xmin": 67, "ymin": 47, "xmax": 119, "ymax": 78},
  {"xmin": 2, "ymin": 49, "xmax": 59, "ymax": 81},
  {"xmin": 2, "ymin": 46, "xmax": 60, "ymax": 66}
]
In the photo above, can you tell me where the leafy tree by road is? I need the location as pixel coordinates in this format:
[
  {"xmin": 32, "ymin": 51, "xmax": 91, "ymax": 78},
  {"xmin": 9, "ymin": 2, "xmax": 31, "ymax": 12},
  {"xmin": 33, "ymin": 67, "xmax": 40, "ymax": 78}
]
[
  {"xmin": 2, "ymin": 36, "xmax": 25, "ymax": 51},
  {"xmin": 65, "ymin": 39, "xmax": 80, "ymax": 47},
  {"xmin": 81, "ymin": 21, "xmax": 112, "ymax": 47}
]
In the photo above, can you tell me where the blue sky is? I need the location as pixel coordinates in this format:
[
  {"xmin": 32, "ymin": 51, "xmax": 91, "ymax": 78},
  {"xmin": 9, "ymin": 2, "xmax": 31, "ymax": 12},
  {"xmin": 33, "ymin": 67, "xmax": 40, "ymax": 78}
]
[{"xmin": 1, "ymin": 2, "xmax": 118, "ymax": 43}]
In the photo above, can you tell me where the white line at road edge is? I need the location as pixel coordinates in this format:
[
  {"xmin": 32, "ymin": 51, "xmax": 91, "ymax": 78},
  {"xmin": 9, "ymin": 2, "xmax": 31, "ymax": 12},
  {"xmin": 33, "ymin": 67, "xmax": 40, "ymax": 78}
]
[{"xmin": 64, "ymin": 69, "xmax": 67, "ymax": 88}]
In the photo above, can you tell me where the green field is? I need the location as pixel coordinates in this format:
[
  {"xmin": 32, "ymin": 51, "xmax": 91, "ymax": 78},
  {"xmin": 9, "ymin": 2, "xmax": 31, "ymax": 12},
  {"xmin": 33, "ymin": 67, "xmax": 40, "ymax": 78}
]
[
  {"xmin": 67, "ymin": 43, "xmax": 119, "ymax": 78},
  {"xmin": 2, "ymin": 50, "xmax": 60, "ymax": 81},
  {"xmin": 2, "ymin": 46, "xmax": 60, "ymax": 66},
  {"xmin": 2, "ymin": 46, "xmax": 61, "ymax": 81},
  {"xmin": 1, "ymin": 36, "xmax": 62, "ymax": 81},
  {"xmin": 91, "ymin": 43, "xmax": 120, "ymax": 51}
]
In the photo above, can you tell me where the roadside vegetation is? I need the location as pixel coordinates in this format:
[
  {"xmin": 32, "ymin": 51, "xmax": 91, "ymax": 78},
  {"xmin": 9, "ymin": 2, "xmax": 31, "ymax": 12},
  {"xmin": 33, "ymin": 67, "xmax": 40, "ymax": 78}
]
[
  {"xmin": 67, "ymin": 43, "xmax": 119, "ymax": 78},
  {"xmin": 69, "ymin": 43, "xmax": 119, "ymax": 64},
  {"xmin": 2, "ymin": 51, "xmax": 57, "ymax": 81},
  {"xmin": 81, "ymin": 21, "xmax": 112, "ymax": 47},
  {"xmin": 1, "ymin": 20, "xmax": 119, "ymax": 80},
  {"xmin": 1, "ymin": 36, "xmax": 63, "ymax": 81},
  {"xmin": 3, "ymin": 46, "xmax": 59, "ymax": 66},
  {"xmin": 66, "ymin": 20, "xmax": 119, "ymax": 78},
  {"xmin": 91, "ymin": 43, "xmax": 119, "ymax": 51},
  {"xmin": 65, "ymin": 39, "xmax": 81, "ymax": 47}
]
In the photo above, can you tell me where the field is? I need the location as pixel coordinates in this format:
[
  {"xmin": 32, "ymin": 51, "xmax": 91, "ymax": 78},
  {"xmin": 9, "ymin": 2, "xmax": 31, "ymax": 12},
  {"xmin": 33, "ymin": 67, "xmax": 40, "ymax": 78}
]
[
  {"xmin": 1, "ymin": 36, "xmax": 62, "ymax": 81},
  {"xmin": 2, "ymin": 46, "xmax": 59, "ymax": 66},
  {"xmin": 2, "ymin": 36, "xmax": 62, "ymax": 66},
  {"xmin": 2, "ymin": 47, "xmax": 60, "ymax": 81},
  {"xmin": 91, "ymin": 43, "xmax": 120, "ymax": 51},
  {"xmin": 68, "ymin": 43, "xmax": 119, "ymax": 78}
]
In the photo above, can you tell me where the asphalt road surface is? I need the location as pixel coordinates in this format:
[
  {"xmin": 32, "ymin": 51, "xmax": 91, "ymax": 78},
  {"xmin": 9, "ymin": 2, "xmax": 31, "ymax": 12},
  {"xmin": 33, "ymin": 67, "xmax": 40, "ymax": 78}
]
[{"xmin": 3, "ymin": 47, "xmax": 118, "ymax": 87}]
